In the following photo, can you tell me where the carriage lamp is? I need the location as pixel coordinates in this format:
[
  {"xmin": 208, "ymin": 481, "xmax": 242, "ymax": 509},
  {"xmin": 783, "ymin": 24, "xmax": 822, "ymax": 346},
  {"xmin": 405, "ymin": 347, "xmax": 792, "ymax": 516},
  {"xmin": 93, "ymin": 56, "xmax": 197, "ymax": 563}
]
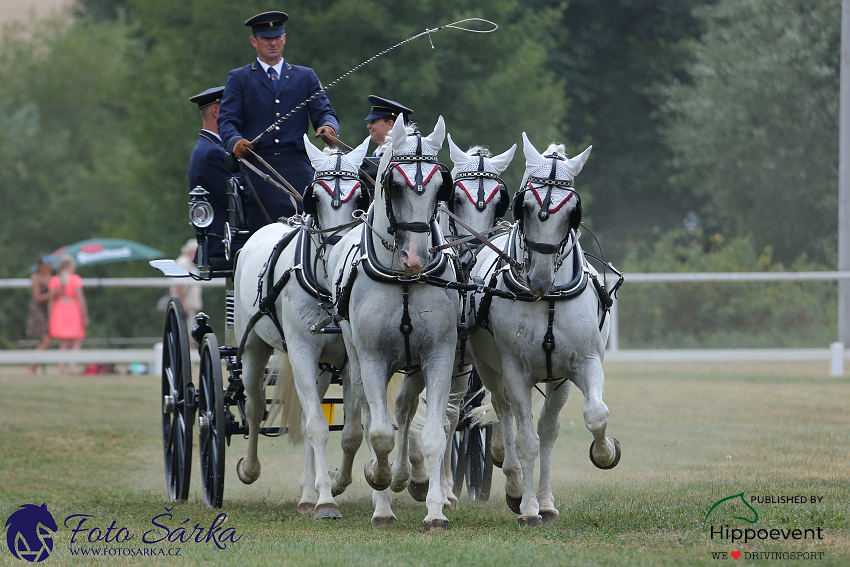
[{"xmin": 189, "ymin": 186, "xmax": 214, "ymax": 229}]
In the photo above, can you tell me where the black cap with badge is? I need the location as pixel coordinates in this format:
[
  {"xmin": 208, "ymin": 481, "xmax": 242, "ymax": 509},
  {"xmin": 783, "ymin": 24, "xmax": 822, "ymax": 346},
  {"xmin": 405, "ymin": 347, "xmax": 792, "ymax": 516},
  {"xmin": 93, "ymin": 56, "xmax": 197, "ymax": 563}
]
[{"xmin": 245, "ymin": 11, "xmax": 288, "ymax": 37}]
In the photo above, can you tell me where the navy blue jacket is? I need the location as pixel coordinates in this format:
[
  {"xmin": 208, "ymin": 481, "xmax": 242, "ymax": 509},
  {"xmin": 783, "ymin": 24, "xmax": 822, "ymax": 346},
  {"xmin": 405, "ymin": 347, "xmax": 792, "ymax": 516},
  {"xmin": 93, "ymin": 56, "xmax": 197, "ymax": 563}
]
[
  {"xmin": 218, "ymin": 58, "xmax": 339, "ymax": 229},
  {"xmin": 188, "ymin": 131, "xmax": 229, "ymax": 258}
]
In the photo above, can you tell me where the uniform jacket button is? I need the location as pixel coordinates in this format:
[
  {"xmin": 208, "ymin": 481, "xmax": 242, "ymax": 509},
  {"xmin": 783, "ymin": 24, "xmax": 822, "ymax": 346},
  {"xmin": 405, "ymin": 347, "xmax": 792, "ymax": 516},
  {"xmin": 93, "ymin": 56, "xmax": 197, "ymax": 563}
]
[
  {"xmin": 275, "ymin": 99, "xmax": 280, "ymax": 104},
  {"xmin": 274, "ymin": 139, "xmax": 279, "ymax": 143}
]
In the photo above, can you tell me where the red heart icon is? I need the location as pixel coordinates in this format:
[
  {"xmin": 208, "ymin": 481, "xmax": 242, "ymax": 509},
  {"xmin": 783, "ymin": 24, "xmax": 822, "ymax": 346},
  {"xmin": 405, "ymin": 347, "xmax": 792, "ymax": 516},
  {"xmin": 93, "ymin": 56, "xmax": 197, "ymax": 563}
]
[{"xmin": 731, "ymin": 551, "xmax": 741, "ymax": 559}]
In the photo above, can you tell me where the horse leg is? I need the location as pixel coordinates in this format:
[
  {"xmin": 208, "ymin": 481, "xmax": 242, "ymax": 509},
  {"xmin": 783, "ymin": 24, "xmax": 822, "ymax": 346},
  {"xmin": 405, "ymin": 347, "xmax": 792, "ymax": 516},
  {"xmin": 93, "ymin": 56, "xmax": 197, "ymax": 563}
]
[
  {"xmin": 331, "ymin": 356, "xmax": 363, "ymax": 497},
  {"xmin": 391, "ymin": 371, "xmax": 424, "ymax": 493},
  {"xmin": 371, "ymin": 488, "xmax": 397, "ymax": 527},
  {"xmin": 407, "ymin": 422, "xmax": 429, "ymax": 502},
  {"xmin": 474, "ymin": 365, "xmax": 522, "ymax": 512},
  {"xmin": 297, "ymin": 414, "xmax": 317, "ymax": 513},
  {"xmin": 572, "ymin": 357, "xmax": 619, "ymax": 469},
  {"xmin": 358, "ymin": 354, "xmax": 395, "ymax": 491},
  {"xmin": 420, "ymin": 354, "xmax": 453, "ymax": 531},
  {"xmin": 441, "ymin": 365, "xmax": 469, "ymax": 508},
  {"xmin": 501, "ymin": 363, "xmax": 541, "ymax": 525},
  {"xmin": 236, "ymin": 333, "xmax": 272, "ymax": 484},
  {"xmin": 537, "ymin": 380, "xmax": 571, "ymax": 523},
  {"xmin": 289, "ymin": 345, "xmax": 341, "ymax": 519}
]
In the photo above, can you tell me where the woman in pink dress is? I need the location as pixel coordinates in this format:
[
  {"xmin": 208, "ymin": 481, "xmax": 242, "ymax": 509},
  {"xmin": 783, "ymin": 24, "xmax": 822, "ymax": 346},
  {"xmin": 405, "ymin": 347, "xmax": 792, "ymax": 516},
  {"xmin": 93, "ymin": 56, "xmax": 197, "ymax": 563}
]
[{"xmin": 48, "ymin": 254, "xmax": 89, "ymax": 375}]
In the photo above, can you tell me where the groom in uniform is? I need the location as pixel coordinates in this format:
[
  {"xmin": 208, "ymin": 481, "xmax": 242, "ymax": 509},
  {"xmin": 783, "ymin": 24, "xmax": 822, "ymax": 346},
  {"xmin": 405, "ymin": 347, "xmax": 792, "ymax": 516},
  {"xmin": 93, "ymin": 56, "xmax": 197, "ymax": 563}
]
[{"xmin": 219, "ymin": 11, "xmax": 340, "ymax": 231}]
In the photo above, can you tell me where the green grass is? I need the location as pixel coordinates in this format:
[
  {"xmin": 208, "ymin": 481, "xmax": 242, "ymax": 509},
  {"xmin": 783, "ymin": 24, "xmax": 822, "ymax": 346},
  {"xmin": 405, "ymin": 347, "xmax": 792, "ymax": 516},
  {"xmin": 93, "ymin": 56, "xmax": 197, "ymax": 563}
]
[{"xmin": 1, "ymin": 361, "xmax": 848, "ymax": 566}]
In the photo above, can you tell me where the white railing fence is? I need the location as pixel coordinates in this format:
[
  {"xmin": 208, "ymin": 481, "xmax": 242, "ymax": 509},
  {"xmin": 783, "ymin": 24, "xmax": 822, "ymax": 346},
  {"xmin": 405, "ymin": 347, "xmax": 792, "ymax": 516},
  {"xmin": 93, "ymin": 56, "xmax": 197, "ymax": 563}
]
[{"xmin": 3, "ymin": 272, "xmax": 850, "ymax": 375}]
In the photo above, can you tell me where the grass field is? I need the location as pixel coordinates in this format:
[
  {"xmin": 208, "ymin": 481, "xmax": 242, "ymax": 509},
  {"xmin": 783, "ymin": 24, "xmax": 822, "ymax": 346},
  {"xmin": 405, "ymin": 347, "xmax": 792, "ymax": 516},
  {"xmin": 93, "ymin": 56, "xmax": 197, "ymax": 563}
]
[{"xmin": 0, "ymin": 360, "xmax": 848, "ymax": 566}]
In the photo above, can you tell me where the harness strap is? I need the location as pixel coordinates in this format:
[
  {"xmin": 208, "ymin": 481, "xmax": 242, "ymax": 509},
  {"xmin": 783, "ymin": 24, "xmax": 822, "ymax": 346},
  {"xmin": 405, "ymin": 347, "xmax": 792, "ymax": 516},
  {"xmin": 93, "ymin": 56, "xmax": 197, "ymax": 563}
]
[
  {"xmin": 399, "ymin": 281, "xmax": 414, "ymax": 369},
  {"xmin": 542, "ymin": 298, "xmax": 556, "ymax": 381}
]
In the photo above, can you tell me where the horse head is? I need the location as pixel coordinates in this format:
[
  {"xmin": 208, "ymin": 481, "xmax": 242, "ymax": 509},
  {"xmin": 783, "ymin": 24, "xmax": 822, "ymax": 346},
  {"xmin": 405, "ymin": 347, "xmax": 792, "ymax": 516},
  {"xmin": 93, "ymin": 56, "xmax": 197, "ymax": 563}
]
[
  {"xmin": 513, "ymin": 132, "xmax": 591, "ymax": 296},
  {"xmin": 446, "ymin": 134, "xmax": 516, "ymax": 239},
  {"xmin": 375, "ymin": 116, "xmax": 451, "ymax": 274},
  {"xmin": 303, "ymin": 134, "xmax": 372, "ymax": 238}
]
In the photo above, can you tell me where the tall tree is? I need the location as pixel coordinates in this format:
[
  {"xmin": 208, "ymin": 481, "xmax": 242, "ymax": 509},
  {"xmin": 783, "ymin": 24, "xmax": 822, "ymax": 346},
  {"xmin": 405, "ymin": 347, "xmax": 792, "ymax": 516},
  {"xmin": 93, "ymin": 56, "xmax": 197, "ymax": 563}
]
[
  {"xmin": 661, "ymin": 0, "xmax": 840, "ymax": 265},
  {"xmin": 539, "ymin": 0, "xmax": 712, "ymax": 258}
]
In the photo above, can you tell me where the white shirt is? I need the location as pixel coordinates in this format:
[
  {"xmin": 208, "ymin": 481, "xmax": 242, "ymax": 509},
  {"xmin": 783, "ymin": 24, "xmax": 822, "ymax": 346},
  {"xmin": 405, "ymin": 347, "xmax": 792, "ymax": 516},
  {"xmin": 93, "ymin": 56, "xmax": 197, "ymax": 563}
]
[
  {"xmin": 201, "ymin": 129, "xmax": 221, "ymax": 142},
  {"xmin": 256, "ymin": 58, "xmax": 284, "ymax": 80}
]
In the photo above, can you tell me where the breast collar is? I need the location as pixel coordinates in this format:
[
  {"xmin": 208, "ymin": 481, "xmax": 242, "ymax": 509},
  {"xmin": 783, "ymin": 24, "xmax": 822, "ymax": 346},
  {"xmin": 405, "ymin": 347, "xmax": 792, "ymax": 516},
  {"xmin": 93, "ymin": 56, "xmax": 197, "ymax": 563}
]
[{"xmin": 359, "ymin": 206, "xmax": 451, "ymax": 283}]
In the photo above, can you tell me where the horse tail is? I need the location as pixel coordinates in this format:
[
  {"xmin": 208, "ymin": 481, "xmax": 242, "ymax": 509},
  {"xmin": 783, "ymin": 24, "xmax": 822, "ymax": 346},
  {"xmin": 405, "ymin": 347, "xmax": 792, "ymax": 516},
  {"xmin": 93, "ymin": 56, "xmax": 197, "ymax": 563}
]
[
  {"xmin": 263, "ymin": 353, "xmax": 304, "ymax": 445},
  {"xmin": 468, "ymin": 389, "xmax": 497, "ymax": 427}
]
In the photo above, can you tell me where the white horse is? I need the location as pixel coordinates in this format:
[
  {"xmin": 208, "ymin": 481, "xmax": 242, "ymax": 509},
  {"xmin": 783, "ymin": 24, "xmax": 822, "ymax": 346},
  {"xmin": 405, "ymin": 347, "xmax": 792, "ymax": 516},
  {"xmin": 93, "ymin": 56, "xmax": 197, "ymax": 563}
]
[
  {"xmin": 467, "ymin": 133, "xmax": 621, "ymax": 525},
  {"xmin": 406, "ymin": 135, "xmax": 517, "ymax": 508},
  {"xmin": 326, "ymin": 116, "xmax": 459, "ymax": 531},
  {"xmin": 232, "ymin": 134, "xmax": 371, "ymax": 519}
]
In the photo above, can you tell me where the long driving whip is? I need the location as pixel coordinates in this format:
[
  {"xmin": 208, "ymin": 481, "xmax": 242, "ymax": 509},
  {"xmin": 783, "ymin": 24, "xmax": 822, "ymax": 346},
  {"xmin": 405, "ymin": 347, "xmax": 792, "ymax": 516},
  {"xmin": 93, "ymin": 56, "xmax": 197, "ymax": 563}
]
[{"xmin": 250, "ymin": 18, "xmax": 498, "ymax": 145}]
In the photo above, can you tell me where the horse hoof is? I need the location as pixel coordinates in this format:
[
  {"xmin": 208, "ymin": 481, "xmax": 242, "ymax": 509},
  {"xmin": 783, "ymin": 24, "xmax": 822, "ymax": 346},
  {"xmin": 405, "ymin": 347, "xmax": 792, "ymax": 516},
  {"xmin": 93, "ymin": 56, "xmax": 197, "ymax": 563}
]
[
  {"xmin": 540, "ymin": 509, "xmax": 559, "ymax": 523},
  {"xmin": 407, "ymin": 480, "xmax": 428, "ymax": 502},
  {"xmin": 314, "ymin": 503, "xmax": 342, "ymax": 520},
  {"xmin": 296, "ymin": 502, "xmax": 316, "ymax": 514},
  {"xmin": 364, "ymin": 459, "xmax": 392, "ymax": 492},
  {"xmin": 236, "ymin": 458, "xmax": 260, "ymax": 484},
  {"xmin": 423, "ymin": 519, "xmax": 450, "ymax": 532},
  {"xmin": 329, "ymin": 470, "xmax": 347, "ymax": 497},
  {"xmin": 506, "ymin": 493, "xmax": 522, "ymax": 515},
  {"xmin": 492, "ymin": 458, "xmax": 503, "ymax": 469},
  {"xmin": 372, "ymin": 515, "xmax": 397, "ymax": 528},
  {"xmin": 589, "ymin": 437, "xmax": 621, "ymax": 470},
  {"xmin": 517, "ymin": 515, "xmax": 543, "ymax": 526}
]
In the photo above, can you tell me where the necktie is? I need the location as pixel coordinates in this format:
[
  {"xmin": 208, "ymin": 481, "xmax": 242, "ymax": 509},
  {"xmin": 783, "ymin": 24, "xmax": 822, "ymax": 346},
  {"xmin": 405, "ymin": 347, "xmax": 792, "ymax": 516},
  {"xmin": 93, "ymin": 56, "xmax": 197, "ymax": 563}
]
[{"xmin": 268, "ymin": 67, "xmax": 279, "ymax": 88}]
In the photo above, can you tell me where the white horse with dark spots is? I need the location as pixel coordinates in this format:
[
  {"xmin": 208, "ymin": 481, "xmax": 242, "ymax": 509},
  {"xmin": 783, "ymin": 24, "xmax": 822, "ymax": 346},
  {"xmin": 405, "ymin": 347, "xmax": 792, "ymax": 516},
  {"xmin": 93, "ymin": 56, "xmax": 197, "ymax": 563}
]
[
  {"xmin": 467, "ymin": 133, "xmax": 621, "ymax": 525},
  {"xmin": 326, "ymin": 117, "xmax": 459, "ymax": 531},
  {"xmin": 231, "ymin": 134, "xmax": 371, "ymax": 519}
]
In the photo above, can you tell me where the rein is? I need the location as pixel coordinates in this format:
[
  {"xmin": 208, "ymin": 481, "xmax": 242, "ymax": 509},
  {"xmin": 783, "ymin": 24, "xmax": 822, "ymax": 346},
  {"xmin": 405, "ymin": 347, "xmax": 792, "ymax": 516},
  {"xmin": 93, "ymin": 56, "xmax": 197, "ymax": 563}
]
[{"xmin": 438, "ymin": 204, "xmax": 521, "ymax": 269}]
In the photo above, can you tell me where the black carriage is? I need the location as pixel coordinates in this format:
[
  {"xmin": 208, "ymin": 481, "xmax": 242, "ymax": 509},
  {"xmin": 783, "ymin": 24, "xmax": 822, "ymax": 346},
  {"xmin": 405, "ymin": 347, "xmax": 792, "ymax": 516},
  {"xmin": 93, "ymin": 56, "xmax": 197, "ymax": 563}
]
[{"xmin": 154, "ymin": 166, "xmax": 492, "ymax": 508}]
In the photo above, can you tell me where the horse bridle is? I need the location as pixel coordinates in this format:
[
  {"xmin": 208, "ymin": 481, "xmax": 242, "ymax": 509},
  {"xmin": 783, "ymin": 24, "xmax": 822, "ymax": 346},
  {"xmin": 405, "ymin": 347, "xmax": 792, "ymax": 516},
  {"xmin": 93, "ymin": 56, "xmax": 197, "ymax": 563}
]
[
  {"xmin": 379, "ymin": 132, "xmax": 452, "ymax": 236},
  {"xmin": 449, "ymin": 152, "xmax": 509, "ymax": 238},
  {"xmin": 513, "ymin": 154, "xmax": 581, "ymax": 261},
  {"xmin": 305, "ymin": 150, "xmax": 370, "ymax": 243}
]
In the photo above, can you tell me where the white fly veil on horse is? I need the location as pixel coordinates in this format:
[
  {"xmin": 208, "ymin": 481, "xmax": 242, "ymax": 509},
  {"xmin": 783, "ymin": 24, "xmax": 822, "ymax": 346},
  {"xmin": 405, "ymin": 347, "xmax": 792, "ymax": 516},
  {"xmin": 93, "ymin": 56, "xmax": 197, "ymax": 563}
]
[
  {"xmin": 513, "ymin": 132, "xmax": 592, "ymax": 231},
  {"xmin": 447, "ymin": 134, "xmax": 516, "ymax": 218},
  {"xmin": 302, "ymin": 134, "xmax": 371, "ymax": 216}
]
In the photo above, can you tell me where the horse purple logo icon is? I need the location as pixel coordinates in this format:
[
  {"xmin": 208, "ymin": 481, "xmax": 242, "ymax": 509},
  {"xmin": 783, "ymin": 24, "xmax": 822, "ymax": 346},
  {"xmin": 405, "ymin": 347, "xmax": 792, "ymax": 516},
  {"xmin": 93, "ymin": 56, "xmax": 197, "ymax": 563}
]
[{"xmin": 5, "ymin": 504, "xmax": 58, "ymax": 562}]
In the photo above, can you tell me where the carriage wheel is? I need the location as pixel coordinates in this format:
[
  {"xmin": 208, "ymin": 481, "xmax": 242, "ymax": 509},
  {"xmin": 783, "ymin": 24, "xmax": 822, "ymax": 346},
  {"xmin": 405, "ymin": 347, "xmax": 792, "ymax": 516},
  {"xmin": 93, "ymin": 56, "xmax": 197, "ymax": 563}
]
[
  {"xmin": 198, "ymin": 333, "xmax": 226, "ymax": 508},
  {"xmin": 452, "ymin": 424, "xmax": 493, "ymax": 501},
  {"xmin": 161, "ymin": 298, "xmax": 194, "ymax": 502}
]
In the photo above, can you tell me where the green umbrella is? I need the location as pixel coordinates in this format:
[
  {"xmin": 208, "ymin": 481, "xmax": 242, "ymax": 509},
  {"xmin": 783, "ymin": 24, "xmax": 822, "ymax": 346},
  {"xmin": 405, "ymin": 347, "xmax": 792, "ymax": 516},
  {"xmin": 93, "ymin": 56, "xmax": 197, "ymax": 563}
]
[{"xmin": 49, "ymin": 238, "xmax": 165, "ymax": 268}]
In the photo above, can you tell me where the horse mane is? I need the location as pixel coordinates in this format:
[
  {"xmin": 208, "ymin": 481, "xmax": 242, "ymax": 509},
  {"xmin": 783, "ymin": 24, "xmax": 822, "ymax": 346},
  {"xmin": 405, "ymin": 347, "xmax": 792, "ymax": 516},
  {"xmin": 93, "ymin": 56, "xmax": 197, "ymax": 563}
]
[
  {"xmin": 466, "ymin": 145, "xmax": 491, "ymax": 158},
  {"xmin": 378, "ymin": 122, "xmax": 419, "ymax": 155},
  {"xmin": 543, "ymin": 143, "xmax": 567, "ymax": 158}
]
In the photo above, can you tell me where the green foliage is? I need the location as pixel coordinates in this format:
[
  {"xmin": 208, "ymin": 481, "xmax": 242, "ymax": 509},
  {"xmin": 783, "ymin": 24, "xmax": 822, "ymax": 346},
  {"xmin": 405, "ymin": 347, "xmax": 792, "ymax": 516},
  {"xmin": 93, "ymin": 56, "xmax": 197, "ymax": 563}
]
[
  {"xmin": 619, "ymin": 230, "xmax": 837, "ymax": 348},
  {"xmin": 661, "ymin": 0, "xmax": 840, "ymax": 265},
  {"xmin": 534, "ymin": 0, "xmax": 713, "ymax": 257}
]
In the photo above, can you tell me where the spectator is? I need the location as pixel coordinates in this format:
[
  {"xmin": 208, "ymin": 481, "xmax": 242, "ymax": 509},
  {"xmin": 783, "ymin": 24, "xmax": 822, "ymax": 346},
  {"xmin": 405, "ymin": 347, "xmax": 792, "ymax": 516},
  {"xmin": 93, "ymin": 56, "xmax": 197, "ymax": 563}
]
[
  {"xmin": 26, "ymin": 254, "xmax": 54, "ymax": 375},
  {"xmin": 48, "ymin": 254, "xmax": 88, "ymax": 375}
]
